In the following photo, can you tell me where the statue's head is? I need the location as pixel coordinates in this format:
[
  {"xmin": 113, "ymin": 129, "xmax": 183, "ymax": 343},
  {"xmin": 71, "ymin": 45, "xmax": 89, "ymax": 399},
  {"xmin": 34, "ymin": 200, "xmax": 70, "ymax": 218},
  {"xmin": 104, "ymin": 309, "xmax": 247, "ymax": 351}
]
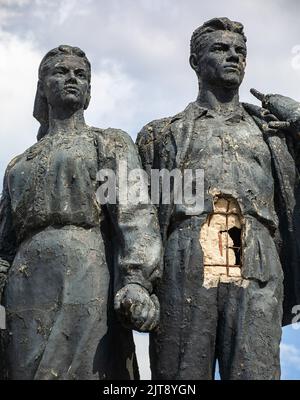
[
  {"xmin": 190, "ymin": 17, "xmax": 247, "ymax": 90},
  {"xmin": 33, "ymin": 45, "xmax": 91, "ymax": 140}
]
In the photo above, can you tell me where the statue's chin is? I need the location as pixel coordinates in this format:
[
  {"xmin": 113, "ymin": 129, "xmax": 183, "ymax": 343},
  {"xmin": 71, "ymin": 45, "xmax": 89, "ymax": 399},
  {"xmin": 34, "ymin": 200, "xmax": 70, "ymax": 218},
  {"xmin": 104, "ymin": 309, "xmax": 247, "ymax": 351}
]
[
  {"xmin": 203, "ymin": 74, "xmax": 243, "ymax": 91},
  {"xmin": 220, "ymin": 78, "xmax": 242, "ymax": 90},
  {"xmin": 61, "ymin": 95, "xmax": 84, "ymax": 110},
  {"xmin": 222, "ymin": 72, "xmax": 243, "ymax": 89}
]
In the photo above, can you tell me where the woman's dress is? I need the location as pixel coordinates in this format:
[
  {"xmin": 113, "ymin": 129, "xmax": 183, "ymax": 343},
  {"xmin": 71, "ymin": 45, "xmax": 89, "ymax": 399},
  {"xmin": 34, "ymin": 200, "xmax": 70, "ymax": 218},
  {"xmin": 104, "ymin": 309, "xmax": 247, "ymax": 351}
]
[{"xmin": 0, "ymin": 127, "xmax": 161, "ymax": 379}]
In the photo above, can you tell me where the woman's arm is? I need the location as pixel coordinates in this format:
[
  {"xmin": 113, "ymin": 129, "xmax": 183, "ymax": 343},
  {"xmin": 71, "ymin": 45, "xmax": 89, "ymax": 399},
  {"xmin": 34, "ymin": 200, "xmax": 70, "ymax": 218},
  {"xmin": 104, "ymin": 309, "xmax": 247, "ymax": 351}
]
[
  {"xmin": 0, "ymin": 167, "xmax": 17, "ymax": 302},
  {"xmin": 97, "ymin": 128, "xmax": 162, "ymax": 332}
]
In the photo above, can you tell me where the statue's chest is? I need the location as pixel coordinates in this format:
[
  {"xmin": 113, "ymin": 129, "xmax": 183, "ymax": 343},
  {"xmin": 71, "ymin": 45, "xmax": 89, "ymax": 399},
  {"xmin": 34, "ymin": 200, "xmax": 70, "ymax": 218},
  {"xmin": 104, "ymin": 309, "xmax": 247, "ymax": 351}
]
[
  {"xmin": 47, "ymin": 135, "xmax": 98, "ymax": 177},
  {"xmin": 187, "ymin": 115, "xmax": 272, "ymax": 173},
  {"xmin": 8, "ymin": 134, "xmax": 98, "ymax": 201}
]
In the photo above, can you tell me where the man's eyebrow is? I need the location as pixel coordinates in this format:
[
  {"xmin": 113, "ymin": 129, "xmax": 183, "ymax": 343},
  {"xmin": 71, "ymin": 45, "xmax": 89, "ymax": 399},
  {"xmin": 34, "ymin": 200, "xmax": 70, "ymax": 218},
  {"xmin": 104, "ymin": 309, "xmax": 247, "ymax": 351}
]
[
  {"xmin": 52, "ymin": 64, "xmax": 86, "ymax": 71},
  {"xmin": 209, "ymin": 41, "xmax": 234, "ymax": 49},
  {"xmin": 211, "ymin": 41, "xmax": 228, "ymax": 46}
]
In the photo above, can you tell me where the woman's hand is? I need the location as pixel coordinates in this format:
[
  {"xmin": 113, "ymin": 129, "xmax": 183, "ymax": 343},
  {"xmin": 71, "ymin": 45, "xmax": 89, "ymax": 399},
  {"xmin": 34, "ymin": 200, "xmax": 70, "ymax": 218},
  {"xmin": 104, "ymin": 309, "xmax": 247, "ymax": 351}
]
[{"xmin": 114, "ymin": 283, "xmax": 160, "ymax": 332}]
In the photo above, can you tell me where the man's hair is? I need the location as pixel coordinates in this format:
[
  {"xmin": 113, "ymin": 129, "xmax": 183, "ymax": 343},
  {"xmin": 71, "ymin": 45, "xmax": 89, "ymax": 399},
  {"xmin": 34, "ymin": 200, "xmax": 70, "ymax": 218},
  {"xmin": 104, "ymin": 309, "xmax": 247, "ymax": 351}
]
[
  {"xmin": 190, "ymin": 17, "xmax": 247, "ymax": 57},
  {"xmin": 33, "ymin": 45, "xmax": 91, "ymax": 141}
]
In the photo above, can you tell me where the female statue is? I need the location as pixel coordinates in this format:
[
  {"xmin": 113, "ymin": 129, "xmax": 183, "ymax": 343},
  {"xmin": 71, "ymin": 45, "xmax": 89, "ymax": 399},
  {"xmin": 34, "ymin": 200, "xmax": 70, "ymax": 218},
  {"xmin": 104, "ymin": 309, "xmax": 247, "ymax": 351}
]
[{"xmin": 0, "ymin": 45, "xmax": 161, "ymax": 380}]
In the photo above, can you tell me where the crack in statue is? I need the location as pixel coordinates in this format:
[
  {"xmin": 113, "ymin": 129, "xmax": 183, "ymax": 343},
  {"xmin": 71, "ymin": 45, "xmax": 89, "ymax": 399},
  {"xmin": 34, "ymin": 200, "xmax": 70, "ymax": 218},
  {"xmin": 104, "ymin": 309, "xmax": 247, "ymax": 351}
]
[{"xmin": 137, "ymin": 17, "xmax": 300, "ymax": 380}]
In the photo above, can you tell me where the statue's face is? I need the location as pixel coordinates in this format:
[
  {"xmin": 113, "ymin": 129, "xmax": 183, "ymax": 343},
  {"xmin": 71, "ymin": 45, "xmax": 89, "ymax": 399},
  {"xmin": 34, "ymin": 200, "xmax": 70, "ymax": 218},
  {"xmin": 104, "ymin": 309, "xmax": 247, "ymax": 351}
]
[
  {"xmin": 41, "ymin": 55, "xmax": 90, "ymax": 110},
  {"xmin": 193, "ymin": 30, "xmax": 247, "ymax": 89}
]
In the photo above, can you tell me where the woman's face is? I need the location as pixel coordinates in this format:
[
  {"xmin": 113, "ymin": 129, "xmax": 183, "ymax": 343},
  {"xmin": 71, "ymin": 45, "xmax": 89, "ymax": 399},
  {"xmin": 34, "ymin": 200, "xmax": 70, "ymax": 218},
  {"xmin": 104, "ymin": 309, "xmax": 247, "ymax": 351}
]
[{"xmin": 41, "ymin": 55, "xmax": 90, "ymax": 111}]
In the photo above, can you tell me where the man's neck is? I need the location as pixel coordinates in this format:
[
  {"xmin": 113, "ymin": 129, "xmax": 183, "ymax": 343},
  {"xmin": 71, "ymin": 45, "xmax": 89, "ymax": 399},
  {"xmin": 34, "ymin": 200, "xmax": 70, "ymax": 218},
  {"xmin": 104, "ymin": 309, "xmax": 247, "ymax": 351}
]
[
  {"xmin": 48, "ymin": 107, "xmax": 87, "ymax": 136},
  {"xmin": 196, "ymin": 82, "xmax": 240, "ymax": 114}
]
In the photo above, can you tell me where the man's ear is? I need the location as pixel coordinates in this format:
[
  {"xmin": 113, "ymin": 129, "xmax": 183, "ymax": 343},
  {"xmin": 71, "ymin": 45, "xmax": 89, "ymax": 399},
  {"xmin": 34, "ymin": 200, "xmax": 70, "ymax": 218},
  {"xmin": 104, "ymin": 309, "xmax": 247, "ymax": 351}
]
[
  {"xmin": 189, "ymin": 53, "xmax": 199, "ymax": 72},
  {"xmin": 84, "ymin": 84, "xmax": 91, "ymax": 110}
]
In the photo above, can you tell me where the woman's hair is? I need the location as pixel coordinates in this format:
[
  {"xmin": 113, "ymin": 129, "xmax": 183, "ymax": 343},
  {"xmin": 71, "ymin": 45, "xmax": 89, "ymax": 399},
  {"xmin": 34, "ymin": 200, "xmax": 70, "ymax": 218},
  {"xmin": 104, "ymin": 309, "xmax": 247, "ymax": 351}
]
[{"xmin": 33, "ymin": 45, "xmax": 91, "ymax": 141}]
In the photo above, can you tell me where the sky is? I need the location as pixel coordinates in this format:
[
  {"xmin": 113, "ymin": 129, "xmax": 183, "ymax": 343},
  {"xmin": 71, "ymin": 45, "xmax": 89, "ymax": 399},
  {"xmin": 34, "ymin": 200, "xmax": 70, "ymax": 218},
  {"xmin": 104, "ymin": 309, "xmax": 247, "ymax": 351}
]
[{"xmin": 0, "ymin": 0, "xmax": 299, "ymax": 380}]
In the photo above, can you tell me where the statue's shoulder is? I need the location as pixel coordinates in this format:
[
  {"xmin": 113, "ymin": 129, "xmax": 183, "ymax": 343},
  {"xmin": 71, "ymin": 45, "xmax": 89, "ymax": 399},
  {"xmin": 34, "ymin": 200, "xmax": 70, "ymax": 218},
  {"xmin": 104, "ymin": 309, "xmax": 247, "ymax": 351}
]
[
  {"xmin": 3, "ymin": 136, "xmax": 50, "ymax": 181},
  {"xmin": 2, "ymin": 152, "xmax": 26, "ymax": 186},
  {"xmin": 143, "ymin": 116, "xmax": 173, "ymax": 133},
  {"xmin": 5, "ymin": 154, "xmax": 23, "ymax": 174},
  {"xmin": 89, "ymin": 126, "xmax": 135, "ymax": 152},
  {"xmin": 137, "ymin": 103, "xmax": 197, "ymax": 147},
  {"xmin": 242, "ymin": 102, "xmax": 264, "ymax": 120},
  {"xmin": 9, "ymin": 152, "xmax": 24, "ymax": 167},
  {"xmin": 5, "ymin": 138, "xmax": 43, "ymax": 174},
  {"xmin": 137, "ymin": 116, "xmax": 174, "ymax": 148}
]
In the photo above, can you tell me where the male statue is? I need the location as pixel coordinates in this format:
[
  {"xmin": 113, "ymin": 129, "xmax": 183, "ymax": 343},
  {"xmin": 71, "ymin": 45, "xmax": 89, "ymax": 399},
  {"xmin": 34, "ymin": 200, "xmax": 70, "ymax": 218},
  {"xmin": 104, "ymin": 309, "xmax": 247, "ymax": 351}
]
[{"xmin": 137, "ymin": 17, "xmax": 300, "ymax": 380}]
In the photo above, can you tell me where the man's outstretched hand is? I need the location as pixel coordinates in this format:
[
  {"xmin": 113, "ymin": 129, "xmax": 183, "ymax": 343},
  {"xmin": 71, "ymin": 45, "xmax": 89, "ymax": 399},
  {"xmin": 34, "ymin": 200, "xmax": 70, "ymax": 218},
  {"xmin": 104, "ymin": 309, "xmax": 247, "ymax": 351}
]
[
  {"xmin": 250, "ymin": 88, "xmax": 293, "ymax": 133},
  {"xmin": 114, "ymin": 283, "xmax": 160, "ymax": 332}
]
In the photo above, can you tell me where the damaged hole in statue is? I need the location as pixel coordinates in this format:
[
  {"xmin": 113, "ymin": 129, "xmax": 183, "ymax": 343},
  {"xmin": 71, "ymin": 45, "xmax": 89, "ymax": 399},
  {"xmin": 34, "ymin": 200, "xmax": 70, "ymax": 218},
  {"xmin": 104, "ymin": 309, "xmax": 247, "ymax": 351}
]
[
  {"xmin": 228, "ymin": 226, "xmax": 242, "ymax": 266},
  {"xmin": 200, "ymin": 197, "xmax": 243, "ymax": 278}
]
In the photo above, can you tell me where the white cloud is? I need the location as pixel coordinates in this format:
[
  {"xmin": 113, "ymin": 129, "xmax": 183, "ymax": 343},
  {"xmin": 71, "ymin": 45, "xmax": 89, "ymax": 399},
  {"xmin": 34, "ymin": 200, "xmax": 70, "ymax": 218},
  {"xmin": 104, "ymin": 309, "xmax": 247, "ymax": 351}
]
[
  {"xmin": 0, "ymin": 8, "xmax": 19, "ymax": 28},
  {"xmin": 0, "ymin": 29, "xmax": 41, "ymax": 182},
  {"xmin": 280, "ymin": 343, "xmax": 300, "ymax": 368},
  {"xmin": 280, "ymin": 343, "xmax": 300, "ymax": 379},
  {"xmin": 57, "ymin": 0, "xmax": 77, "ymax": 24},
  {"xmin": 0, "ymin": 0, "xmax": 30, "ymax": 6},
  {"xmin": 0, "ymin": 0, "xmax": 31, "ymax": 28},
  {"xmin": 86, "ymin": 59, "xmax": 137, "ymax": 132},
  {"xmin": 28, "ymin": 0, "xmax": 92, "ymax": 24},
  {"xmin": 56, "ymin": 0, "xmax": 92, "ymax": 25}
]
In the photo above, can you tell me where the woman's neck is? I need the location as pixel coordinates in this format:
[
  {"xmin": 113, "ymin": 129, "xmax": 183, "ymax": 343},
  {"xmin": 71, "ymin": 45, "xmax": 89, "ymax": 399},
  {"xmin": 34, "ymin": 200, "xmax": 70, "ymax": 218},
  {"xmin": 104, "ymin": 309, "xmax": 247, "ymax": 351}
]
[{"xmin": 47, "ymin": 107, "xmax": 87, "ymax": 136}]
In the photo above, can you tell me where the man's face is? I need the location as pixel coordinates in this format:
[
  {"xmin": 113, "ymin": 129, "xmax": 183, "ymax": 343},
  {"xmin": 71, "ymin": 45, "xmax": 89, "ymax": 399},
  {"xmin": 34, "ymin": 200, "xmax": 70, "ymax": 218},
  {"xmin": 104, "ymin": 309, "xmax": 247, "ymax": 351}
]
[
  {"xmin": 193, "ymin": 31, "xmax": 247, "ymax": 89},
  {"xmin": 41, "ymin": 55, "xmax": 90, "ymax": 110}
]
